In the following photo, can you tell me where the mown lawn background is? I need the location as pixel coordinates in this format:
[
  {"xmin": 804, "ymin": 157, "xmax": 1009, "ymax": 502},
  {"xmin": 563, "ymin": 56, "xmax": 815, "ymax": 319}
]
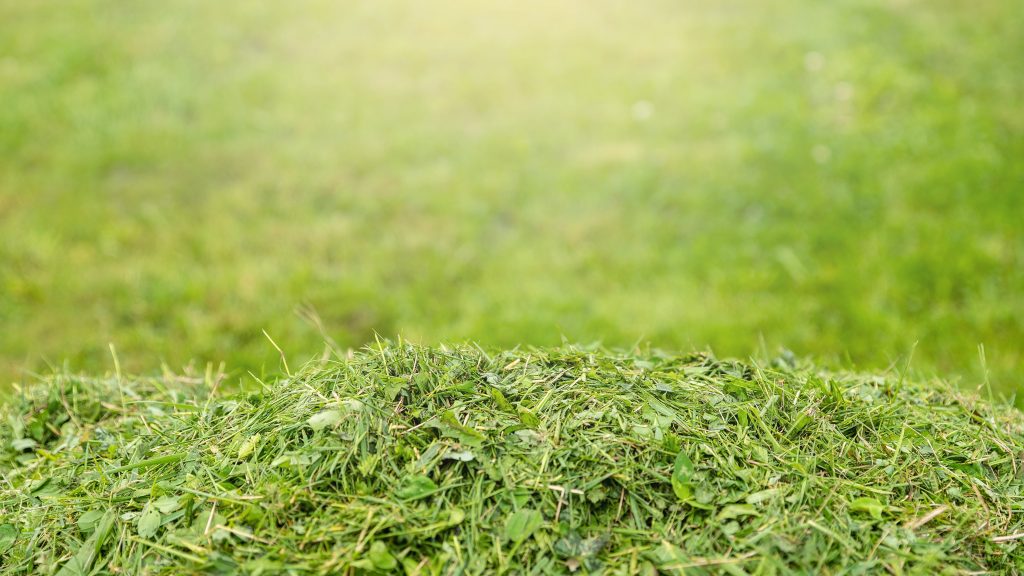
[{"xmin": 1, "ymin": 0, "xmax": 1021, "ymax": 399}]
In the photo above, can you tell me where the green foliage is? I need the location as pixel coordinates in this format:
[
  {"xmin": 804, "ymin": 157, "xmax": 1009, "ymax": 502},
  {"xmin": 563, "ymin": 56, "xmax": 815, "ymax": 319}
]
[
  {"xmin": 366, "ymin": 541, "xmax": 397, "ymax": 571},
  {"xmin": 671, "ymin": 451, "xmax": 695, "ymax": 502},
  {"xmin": 849, "ymin": 497, "xmax": 886, "ymax": 521},
  {"xmin": 2, "ymin": 343, "xmax": 1024, "ymax": 574},
  {"xmin": 137, "ymin": 504, "xmax": 162, "ymax": 539},
  {"xmin": 505, "ymin": 509, "xmax": 544, "ymax": 544},
  {"xmin": 396, "ymin": 475, "xmax": 439, "ymax": 501},
  {"xmin": 0, "ymin": 525, "xmax": 15, "ymax": 554}
]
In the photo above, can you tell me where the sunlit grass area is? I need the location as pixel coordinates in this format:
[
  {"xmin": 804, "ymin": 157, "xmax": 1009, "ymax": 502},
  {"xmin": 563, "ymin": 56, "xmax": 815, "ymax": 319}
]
[{"xmin": 1, "ymin": 0, "xmax": 1021, "ymax": 398}]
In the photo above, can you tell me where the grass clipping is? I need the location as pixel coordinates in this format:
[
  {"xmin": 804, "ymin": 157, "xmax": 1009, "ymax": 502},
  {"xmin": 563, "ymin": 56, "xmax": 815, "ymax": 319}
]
[{"xmin": 2, "ymin": 345, "xmax": 1023, "ymax": 574}]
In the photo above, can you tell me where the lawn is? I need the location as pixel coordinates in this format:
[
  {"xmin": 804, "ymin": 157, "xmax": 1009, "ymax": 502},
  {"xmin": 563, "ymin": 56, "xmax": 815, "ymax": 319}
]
[{"xmin": 1, "ymin": 0, "xmax": 1022, "ymax": 400}]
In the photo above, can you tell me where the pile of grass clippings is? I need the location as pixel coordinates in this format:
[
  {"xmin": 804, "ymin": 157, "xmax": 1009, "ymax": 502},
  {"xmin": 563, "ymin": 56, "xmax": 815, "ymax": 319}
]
[{"xmin": 2, "ymin": 344, "xmax": 1024, "ymax": 575}]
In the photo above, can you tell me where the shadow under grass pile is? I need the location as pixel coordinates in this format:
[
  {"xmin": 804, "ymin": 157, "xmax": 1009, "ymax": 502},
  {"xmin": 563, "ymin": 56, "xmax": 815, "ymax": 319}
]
[{"xmin": 2, "ymin": 344, "xmax": 1024, "ymax": 574}]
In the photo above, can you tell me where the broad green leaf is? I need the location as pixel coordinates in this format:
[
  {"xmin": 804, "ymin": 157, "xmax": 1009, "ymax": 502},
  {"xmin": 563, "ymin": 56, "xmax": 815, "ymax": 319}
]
[
  {"xmin": 396, "ymin": 475, "xmax": 438, "ymax": 500},
  {"xmin": 308, "ymin": 409, "xmax": 344, "ymax": 431},
  {"xmin": 518, "ymin": 408, "xmax": 541, "ymax": 428},
  {"xmin": 382, "ymin": 376, "xmax": 406, "ymax": 402},
  {"xmin": 443, "ymin": 448, "xmax": 475, "ymax": 462},
  {"xmin": 29, "ymin": 477, "xmax": 54, "ymax": 495},
  {"xmin": 717, "ymin": 504, "xmax": 759, "ymax": 521},
  {"xmin": 368, "ymin": 541, "xmax": 397, "ymax": 570},
  {"xmin": 447, "ymin": 508, "xmax": 466, "ymax": 526},
  {"xmin": 850, "ymin": 497, "xmax": 885, "ymax": 520},
  {"xmin": 671, "ymin": 451, "xmax": 694, "ymax": 502},
  {"xmin": 137, "ymin": 504, "xmax": 162, "ymax": 538},
  {"xmin": 56, "ymin": 557, "xmax": 87, "ymax": 576},
  {"xmin": 437, "ymin": 410, "xmax": 486, "ymax": 447},
  {"xmin": 56, "ymin": 511, "xmax": 115, "ymax": 576},
  {"xmin": 77, "ymin": 511, "xmax": 105, "ymax": 533},
  {"xmin": 505, "ymin": 509, "xmax": 543, "ymax": 543},
  {"xmin": 491, "ymin": 388, "xmax": 512, "ymax": 411},
  {"xmin": 238, "ymin": 434, "xmax": 261, "ymax": 459},
  {"xmin": 0, "ymin": 524, "xmax": 16, "ymax": 553},
  {"xmin": 11, "ymin": 438, "xmax": 36, "ymax": 452},
  {"xmin": 745, "ymin": 488, "xmax": 783, "ymax": 505},
  {"xmin": 154, "ymin": 495, "xmax": 181, "ymax": 514}
]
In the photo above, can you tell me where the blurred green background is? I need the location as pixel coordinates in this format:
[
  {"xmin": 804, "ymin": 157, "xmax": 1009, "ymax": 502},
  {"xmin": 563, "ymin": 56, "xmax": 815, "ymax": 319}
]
[{"xmin": 1, "ymin": 0, "xmax": 1021, "ymax": 399}]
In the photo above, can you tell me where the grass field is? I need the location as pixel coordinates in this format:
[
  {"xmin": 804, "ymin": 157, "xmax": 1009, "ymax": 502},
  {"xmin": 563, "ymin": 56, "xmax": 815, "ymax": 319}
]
[
  {"xmin": 3, "ymin": 344, "xmax": 1024, "ymax": 573},
  {"xmin": 1, "ymin": 0, "xmax": 1022, "ymax": 400}
]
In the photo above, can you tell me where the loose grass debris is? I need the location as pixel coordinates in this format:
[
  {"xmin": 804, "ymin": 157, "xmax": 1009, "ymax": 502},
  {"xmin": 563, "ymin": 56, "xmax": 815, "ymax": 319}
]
[{"xmin": 2, "ymin": 344, "xmax": 1024, "ymax": 574}]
